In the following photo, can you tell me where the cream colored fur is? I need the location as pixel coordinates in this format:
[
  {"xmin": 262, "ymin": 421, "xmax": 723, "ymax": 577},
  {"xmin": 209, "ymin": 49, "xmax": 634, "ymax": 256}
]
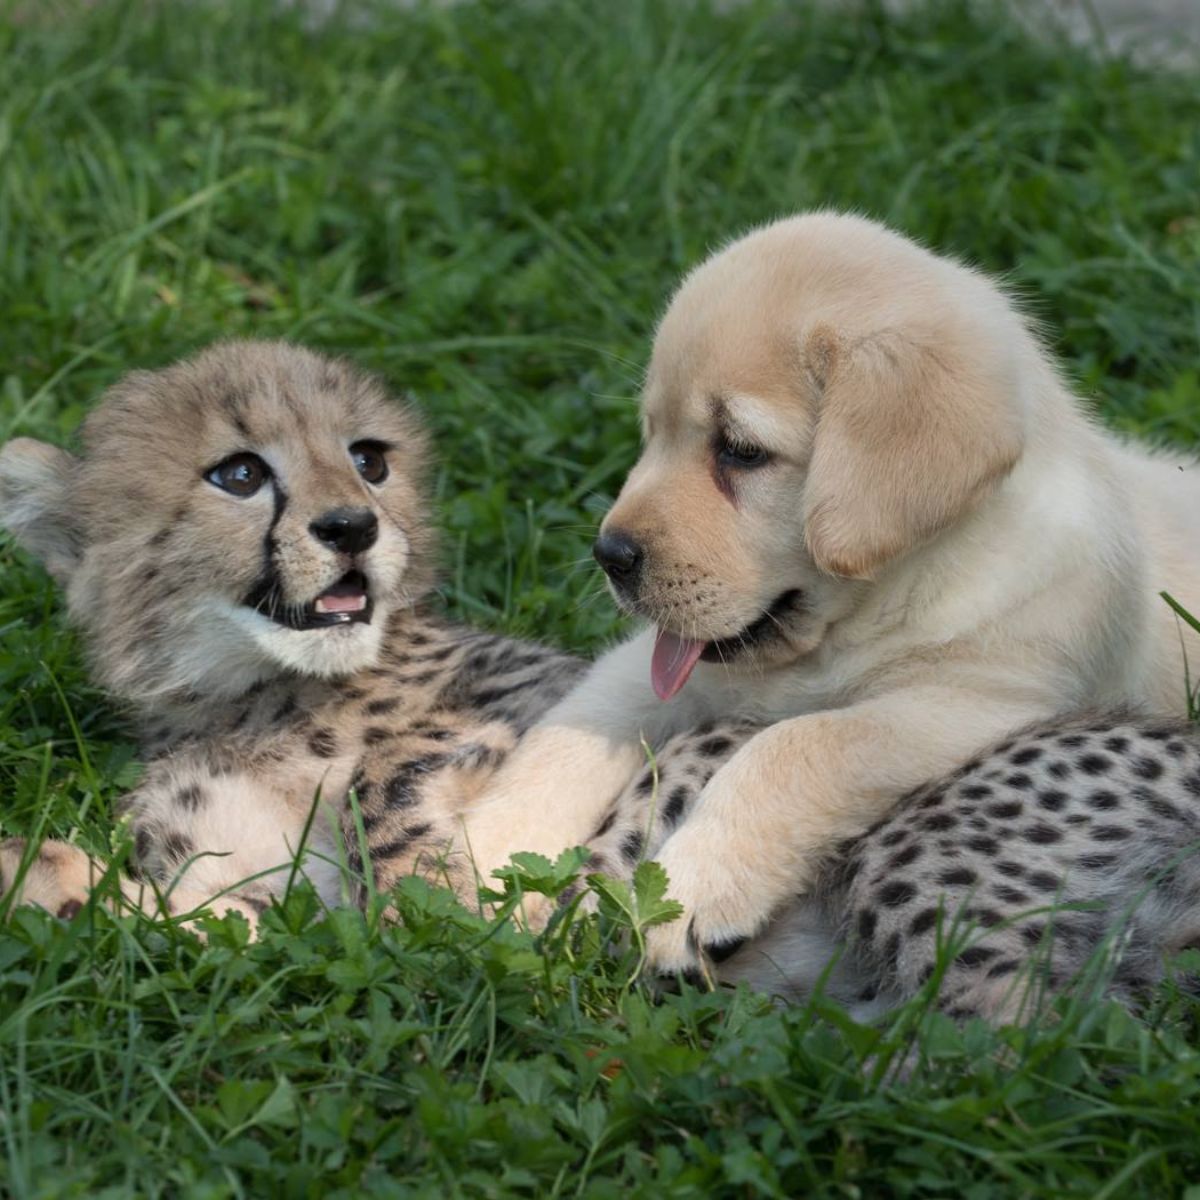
[{"xmin": 445, "ymin": 211, "xmax": 1200, "ymax": 971}]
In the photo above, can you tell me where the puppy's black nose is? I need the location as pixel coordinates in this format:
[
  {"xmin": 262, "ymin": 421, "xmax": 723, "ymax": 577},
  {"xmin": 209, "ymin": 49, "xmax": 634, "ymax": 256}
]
[
  {"xmin": 593, "ymin": 529, "xmax": 643, "ymax": 585},
  {"xmin": 309, "ymin": 507, "xmax": 378, "ymax": 555}
]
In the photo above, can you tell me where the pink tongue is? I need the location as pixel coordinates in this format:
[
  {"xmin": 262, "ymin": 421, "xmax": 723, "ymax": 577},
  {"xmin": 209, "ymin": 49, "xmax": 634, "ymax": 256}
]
[
  {"xmin": 651, "ymin": 629, "xmax": 706, "ymax": 701},
  {"xmin": 315, "ymin": 587, "xmax": 365, "ymax": 614}
]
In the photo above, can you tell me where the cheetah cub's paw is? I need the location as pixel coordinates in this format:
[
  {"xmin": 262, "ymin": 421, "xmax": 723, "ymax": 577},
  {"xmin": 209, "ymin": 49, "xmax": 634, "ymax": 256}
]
[{"xmin": 0, "ymin": 837, "xmax": 109, "ymax": 920}]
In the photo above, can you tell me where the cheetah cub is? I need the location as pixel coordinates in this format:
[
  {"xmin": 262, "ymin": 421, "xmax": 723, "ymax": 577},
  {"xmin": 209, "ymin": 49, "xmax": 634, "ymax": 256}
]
[{"xmin": 0, "ymin": 341, "xmax": 752, "ymax": 928}]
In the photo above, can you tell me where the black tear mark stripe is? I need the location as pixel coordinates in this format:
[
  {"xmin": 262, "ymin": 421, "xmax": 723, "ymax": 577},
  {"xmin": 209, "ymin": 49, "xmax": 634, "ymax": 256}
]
[{"xmin": 242, "ymin": 479, "xmax": 292, "ymax": 612}]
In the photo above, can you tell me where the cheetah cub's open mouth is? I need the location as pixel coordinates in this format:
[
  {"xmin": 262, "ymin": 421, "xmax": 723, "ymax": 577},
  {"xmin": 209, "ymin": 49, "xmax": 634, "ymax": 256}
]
[{"xmin": 246, "ymin": 569, "xmax": 374, "ymax": 632}]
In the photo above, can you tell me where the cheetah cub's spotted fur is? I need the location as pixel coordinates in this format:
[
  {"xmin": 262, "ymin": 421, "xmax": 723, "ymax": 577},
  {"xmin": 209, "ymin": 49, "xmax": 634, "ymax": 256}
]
[
  {"xmin": 0, "ymin": 341, "xmax": 739, "ymax": 925},
  {"xmin": 0, "ymin": 340, "xmax": 1197, "ymax": 1024}
]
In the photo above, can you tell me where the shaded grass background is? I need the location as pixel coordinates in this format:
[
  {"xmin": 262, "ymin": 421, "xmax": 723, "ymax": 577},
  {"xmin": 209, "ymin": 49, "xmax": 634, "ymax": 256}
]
[{"xmin": 1, "ymin": 0, "xmax": 1199, "ymax": 1194}]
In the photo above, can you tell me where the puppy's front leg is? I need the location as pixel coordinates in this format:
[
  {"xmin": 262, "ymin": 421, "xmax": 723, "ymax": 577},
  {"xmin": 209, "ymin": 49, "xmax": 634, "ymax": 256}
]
[
  {"xmin": 644, "ymin": 684, "xmax": 1054, "ymax": 974},
  {"xmin": 454, "ymin": 628, "xmax": 697, "ymax": 914}
]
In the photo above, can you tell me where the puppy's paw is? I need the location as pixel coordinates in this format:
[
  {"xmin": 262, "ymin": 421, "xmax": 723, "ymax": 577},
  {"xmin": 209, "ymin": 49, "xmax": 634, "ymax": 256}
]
[{"xmin": 641, "ymin": 834, "xmax": 763, "ymax": 983}]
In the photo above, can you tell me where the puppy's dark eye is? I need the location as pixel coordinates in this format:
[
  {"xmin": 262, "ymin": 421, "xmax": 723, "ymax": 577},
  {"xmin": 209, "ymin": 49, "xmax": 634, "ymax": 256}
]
[
  {"xmin": 350, "ymin": 441, "xmax": 389, "ymax": 484},
  {"xmin": 716, "ymin": 434, "xmax": 769, "ymax": 470},
  {"xmin": 205, "ymin": 453, "xmax": 270, "ymax": 497}
]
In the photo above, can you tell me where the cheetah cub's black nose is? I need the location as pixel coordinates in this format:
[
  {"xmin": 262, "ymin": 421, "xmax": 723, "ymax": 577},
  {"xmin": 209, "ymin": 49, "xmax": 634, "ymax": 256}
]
[
  {"xmin": 593, "ymin": 529, "xmax": 643, "ymax": 585},
  {"xmin": 309, "ymin": 507, "xmax": 379, "ymax": 555}
]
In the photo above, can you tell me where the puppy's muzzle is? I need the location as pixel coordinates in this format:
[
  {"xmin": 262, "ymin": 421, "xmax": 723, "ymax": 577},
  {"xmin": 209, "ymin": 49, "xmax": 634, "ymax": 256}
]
[{"xmin": 593, "ymin": 528, "xmax": 643, "ymax": 594}]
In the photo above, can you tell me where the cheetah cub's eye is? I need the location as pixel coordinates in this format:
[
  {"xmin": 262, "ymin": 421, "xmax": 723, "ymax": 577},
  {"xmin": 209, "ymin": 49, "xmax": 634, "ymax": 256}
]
[
  {"xmin": 350, "ymin": 441, "xmax": 389, "ymax": 485},
  {"xmin": 205, "ymin": 452, "xmax": 270, "ymax": 498}
]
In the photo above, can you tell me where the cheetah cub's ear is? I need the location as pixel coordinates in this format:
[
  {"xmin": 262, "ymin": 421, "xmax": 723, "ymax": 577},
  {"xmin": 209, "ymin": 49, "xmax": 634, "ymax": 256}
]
[{"xmin": 0, "ymin": 437, "xmax": 82, "ymax": 583}]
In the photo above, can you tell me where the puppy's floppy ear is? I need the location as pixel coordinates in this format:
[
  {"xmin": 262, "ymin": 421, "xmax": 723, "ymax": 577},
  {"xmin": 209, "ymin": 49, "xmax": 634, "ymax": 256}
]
[
  {"xmin": 802, "ymin": 324, "xmax": 1024, "ymax": 579},
  {"xmin": 0, "ymin": 438, "xmax": 83, "ymax": 582}
]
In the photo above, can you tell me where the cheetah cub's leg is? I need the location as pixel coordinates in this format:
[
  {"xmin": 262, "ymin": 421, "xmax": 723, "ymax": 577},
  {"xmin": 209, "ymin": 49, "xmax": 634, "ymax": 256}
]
[
  {"xmin": 0, "ymin": 837, "xmax": 142, "ymax": 921},
  {"xmin": 0, "ymin": 836, "xmax": 271, "ymax": 926},
  {"xmin": 581, "ymin": 721, "xmax": 762, "ymax": 886},
  {"xmin": 3, "ymin": 752, "xmax": 346, "ymax": 931},
  {"xmin": 342, "ymin": 717, "xmax": 523, "ymax": 908},
  {"xmin": 117, "ymin": 754, "xmax": 345, "ymax": 924}
]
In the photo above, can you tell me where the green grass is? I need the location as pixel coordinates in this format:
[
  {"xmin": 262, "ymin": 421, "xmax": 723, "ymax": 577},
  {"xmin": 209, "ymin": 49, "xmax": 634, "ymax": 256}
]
[{"xmin": 1, "ymin": 0, "xmax": 1199, "ymax": 1194}]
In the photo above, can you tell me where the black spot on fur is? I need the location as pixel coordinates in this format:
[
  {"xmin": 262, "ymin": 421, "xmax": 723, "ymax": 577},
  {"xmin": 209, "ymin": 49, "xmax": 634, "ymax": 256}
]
[
  {"xmin": 470, "ymin": 679, "xmax": 542, "ymax": 708},
  {"xmin": 910, "ymin": 908, "xmax": 939, "ymax": 936},
  {"xmin": 1023, "ymin": 822, "xmax": 1063, "ymax": 845},
  {"xmin": 308, "ymin": 728, "xmax": 338, "ymax": 758},
  {"xmin": 620, "ymin": 830, "xmax": 644, "ymax": 864},
  {"xmin": 664, "ymin": 786, "xmax": 689, "ymax": 826},
  {"xmin": 175, "ymin": 784, "xmax": 204, "ymax": 811},
  {"xmin": 1027, "ymin": 870, "xmax": 1061, "ymax": 893},
  {"xmin": 1075, "ymin": 852, "xmax": 1117, "ymax": 870},
  {"xmin": 1105, "ymin": 735, "xmax": 1129, "ymax": 753},
  {"xmin": 968, "ymin": 907, "xmax": 1003, "ymax": 929},
  {"xmin": 698, "ymin": 736, "xmax": 733, "ymax": 758},
  {"xmin": 959, "ymin": 784, "xmax": 992, "ymax": 800},
  {"xmin": 1087, "ymin": 790, "xmax": 1120, "ymax": 810},
  {"xmin": 1132, "ymin": 756, "xmax": 1164, "ymax": 781},
  {"xmin": 1146, "ymin": 796, "xmax": 1181, "ymax": 821},
  {"xmin": 1004, "ymin": 773, "xmax": 1033, "ymax": 791},
  {"xmin": 635, "ymin": 770, "xmax": 655, "ymax": 797},
  {"xmin": 857, "ymin": 909, "xmax": 877, "ymax": 941},
  {"xmin": 1090, "ymin": 824, "xmax": 1131, "ymax": 842},
  {"xmin": 1057, "ymin": 734, "xmax": 1086, "ymax": 748},
  {"xmin": 993, "ymin": 884, "xmax": 1029, "ymax": 905},
  {"xmin": 880, "ymin": 827, "xmax": 909, "ymax": 847},
  {"xmin": 995, "ymin": 860, "xmax": 1025, "ymax": 878},
  {"xmin": 404, "ymin": 670, "xmax": 442, "ymax": 687},
  {"xmin": 967, "ymin": 836, "xmax": 1000, "ymax": 856},
  {"xmin": 349, "ymin": 770, "xmax": 372, "ymax": 804},
  {"xmin": 362, "ymin": 727, "xmax": 392, "ymax": 747},
  {"xmin": 955, "ymin": 945, "xmax": 998, "ymax": 967},
  {"xmin": 879, "ymin": 880, "xmax": 917, "ymax": 908},
  {"xmin": 1077, "ymin": 754, "xmax": 1111, "ymax": 776},
  {"xmin": 1047, "ymin": 760, "xmax": 1070, "ymax": 780},
  {"xmin": 365, "ymin": 697, "xmax": 400, "ymax": 716},
  {"xmin": 985, "ymin": 801, "xmax": 1023, "ymax": 821},
  {"xmin": 162, "ymin": 831, "xmax": 194, "ymax": 864},
  {"xmin": 888, "ymin": 843, "xmax": 923, "ymax": 869},
  {"xmin": 593, "ymin": 810, "xmax": 616, "ymax": 839},
  {"xmin": 239, "ymin": 893, "xmax": 271, "ymax": 917},
  {"xmin": 1009, "ymin": 746, "xmax": 1043, "ymax": 766},
  {"xmin": 939, "ymin": 867, "xmax": 977, "ymax": 887},
  {"xmin": 383, "ymin": 754, "xmax": 449, "ymax": 808},
  {"xmin": 923, "ymin": 811, "xmax": 958, "ymax": 832},
  {"xmin": 986, "ymin": 959, "xmax": 1019, "ymax": 979},
  {"xmin": 371, "ymin": 823, "xmax": 434, "ymax": 859},
  {"xmin": 1037, "ymin": 789, "xmax": 1068, "ymax": 812}
]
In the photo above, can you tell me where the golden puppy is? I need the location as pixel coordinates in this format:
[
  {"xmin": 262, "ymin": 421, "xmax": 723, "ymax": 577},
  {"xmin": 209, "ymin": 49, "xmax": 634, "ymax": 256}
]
[{"xmin": 453, "ymin": 212, "xmax": 1200, "ymax": 972}]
